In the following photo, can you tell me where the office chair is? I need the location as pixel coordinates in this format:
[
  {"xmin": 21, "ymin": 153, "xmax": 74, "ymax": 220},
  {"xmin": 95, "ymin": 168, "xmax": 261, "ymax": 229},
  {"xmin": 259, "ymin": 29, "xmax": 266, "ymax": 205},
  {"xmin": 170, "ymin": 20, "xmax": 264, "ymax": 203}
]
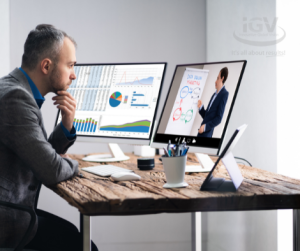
[{"xmin": 0, "ymin": 184, "xmax": 41, "ymax": 251}]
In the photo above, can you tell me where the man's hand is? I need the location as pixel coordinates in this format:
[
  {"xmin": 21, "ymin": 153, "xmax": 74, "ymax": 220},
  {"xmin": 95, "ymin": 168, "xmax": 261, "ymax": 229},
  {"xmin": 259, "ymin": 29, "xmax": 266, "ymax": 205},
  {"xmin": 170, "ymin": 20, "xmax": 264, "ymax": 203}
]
[
  {"xmin": 197, "ymin": 100, "xmax": 202, "ymax": 108},
  {"xmin": 53, "ymin": 91, "xmax": 76, "ymax": 131},
  {"xmin": 198, "ymin": 124, "xmax": 205, "ymax": 134}
]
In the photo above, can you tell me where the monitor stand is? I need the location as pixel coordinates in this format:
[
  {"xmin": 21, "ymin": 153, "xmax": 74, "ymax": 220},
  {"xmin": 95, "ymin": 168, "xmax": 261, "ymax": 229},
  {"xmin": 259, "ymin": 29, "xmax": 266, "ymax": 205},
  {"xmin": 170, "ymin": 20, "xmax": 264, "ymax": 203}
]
[
  {"xmin": 82, "ymin": 143, "xmax": 130, "ymax": 162},
  {"xmin": 185, "ymin": 153, "xmax": 215, "ymax": 172}
]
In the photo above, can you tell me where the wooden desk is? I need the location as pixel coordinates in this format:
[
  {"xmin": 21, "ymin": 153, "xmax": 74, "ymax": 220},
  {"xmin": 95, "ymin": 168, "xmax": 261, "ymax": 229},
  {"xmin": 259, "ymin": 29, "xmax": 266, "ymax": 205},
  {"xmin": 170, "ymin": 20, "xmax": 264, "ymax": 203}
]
[{"xmin": 48, "ymin": 153, "xmax": 300, "ymax": 251}]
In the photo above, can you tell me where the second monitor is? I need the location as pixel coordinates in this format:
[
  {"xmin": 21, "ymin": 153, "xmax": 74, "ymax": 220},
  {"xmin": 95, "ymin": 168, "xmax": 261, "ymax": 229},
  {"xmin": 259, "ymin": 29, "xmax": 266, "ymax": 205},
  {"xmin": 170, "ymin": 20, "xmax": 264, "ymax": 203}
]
[{"xmin": 152, "ymin": 60, "xmax": 247, "ymax": 156}]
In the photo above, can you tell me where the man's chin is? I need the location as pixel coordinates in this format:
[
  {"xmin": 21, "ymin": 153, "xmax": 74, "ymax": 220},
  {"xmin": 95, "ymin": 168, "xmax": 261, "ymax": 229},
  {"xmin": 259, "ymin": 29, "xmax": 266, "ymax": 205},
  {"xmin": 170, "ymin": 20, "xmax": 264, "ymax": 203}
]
[
  {"xmin": 53, "ymin": 89, "xmax": 63, "ymax": 95},
  {"xmin": 53, "ymin": 87, "xmax": 69, "ymax": 94}
]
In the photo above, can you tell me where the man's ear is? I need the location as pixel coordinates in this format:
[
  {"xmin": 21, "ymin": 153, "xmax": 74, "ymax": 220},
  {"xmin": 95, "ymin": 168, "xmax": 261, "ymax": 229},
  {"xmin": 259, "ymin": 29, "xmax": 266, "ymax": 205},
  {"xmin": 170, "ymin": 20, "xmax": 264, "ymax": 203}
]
[
  {"xmin": 221, "ymin": 76, "xmax": 224, "ymax": 84},
  {"xmin": 40, "ymin": 58, "xmax": 52, "ymax": 75}
]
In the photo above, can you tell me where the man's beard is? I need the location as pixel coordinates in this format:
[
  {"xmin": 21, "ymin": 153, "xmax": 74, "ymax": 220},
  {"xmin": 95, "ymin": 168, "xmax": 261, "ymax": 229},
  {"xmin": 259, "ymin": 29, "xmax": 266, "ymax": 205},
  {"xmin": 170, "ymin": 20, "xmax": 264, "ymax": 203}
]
[{"xmin": 49, "ymin": 65, "xmax": 70, "ymax": 94}]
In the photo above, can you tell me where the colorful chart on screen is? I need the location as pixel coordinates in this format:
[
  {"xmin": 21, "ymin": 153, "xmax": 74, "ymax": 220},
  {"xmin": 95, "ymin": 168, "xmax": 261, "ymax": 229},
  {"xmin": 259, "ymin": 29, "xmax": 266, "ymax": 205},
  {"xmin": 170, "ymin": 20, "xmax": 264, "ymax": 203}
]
[
  {"xmin": 73, "ymin": 117, "xmax": 98, "ymax": 133},
  {"xmin": 100, "ymin": 119, "xmax": 151, "ymax": 133},
  {"xmin": 58, "ymin": 63, "xmax": 166, "ymax": 139},
  {"xmin": 109, "ymin": 92, "xmax": 122, "ymax": 107}
]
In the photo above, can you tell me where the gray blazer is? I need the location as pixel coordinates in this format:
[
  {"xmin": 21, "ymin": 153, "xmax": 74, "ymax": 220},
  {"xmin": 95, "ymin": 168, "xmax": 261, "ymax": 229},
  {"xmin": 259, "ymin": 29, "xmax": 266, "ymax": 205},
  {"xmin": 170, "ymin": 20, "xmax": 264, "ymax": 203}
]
[{"xmin": 0, "ymin": 68, "xmax": 79, "ymax": 247}]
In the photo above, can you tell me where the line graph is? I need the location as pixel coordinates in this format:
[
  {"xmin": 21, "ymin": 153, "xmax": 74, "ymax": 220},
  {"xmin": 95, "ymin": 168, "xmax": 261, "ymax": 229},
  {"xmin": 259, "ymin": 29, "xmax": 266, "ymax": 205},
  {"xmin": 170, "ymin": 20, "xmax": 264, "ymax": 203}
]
[
  {"xmin": 116, "ymin": 72, "xmax": 154, "ymax": 86},
  {"xmin": 113, "ymin": 65, "xmax": 160, "ymax": 87}
]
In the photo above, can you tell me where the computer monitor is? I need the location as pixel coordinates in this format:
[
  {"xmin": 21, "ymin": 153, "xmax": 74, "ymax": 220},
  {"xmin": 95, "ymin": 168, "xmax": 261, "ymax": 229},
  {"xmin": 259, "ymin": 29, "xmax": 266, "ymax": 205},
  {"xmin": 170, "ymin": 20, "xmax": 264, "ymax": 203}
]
[
  {"xmin": 55, "ymin": 62, "xmax": 167, "ymax": 162},
  {"xmin": 151, "ymin": 60, "xmax": 247, "ymax": 156}
]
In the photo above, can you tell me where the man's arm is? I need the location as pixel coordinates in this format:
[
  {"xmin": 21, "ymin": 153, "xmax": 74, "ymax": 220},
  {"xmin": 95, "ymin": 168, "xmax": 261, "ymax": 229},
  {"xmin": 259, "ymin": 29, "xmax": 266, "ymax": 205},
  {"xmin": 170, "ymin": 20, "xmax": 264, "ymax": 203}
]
[
  {"xmin": 48, "ymin": 123, "xmax": 76, "ymax": 154},
  {"xmin": 0, "ymin": 88, "xmax": 78, "ymax": 186},
  {"xmin": 49, "ymin": 90, "xmax": 77, "ymax": 153},
  {"xmin": 205, "ymin": 92, "xmax": 229, "ymax": 132},
  {"xmin": 198, "ymin": 100, "xmax": 206, "ymax": 118}
]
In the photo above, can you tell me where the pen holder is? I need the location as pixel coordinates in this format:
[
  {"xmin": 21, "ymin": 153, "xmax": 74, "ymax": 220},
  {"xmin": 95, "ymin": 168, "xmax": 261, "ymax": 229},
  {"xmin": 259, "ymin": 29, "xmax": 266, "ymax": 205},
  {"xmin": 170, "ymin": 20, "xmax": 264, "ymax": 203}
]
[{"xmin": 161, "ymin": 155, "xmax": 188, "ymax": 188}]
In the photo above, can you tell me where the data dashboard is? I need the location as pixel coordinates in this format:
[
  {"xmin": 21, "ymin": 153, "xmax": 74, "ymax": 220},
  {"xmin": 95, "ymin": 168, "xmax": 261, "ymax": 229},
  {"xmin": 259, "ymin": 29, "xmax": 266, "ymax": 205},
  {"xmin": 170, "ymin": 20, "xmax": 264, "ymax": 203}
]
[{"xmin": 56, "ymin": 63, "xmax": 166, "ymax": 139}]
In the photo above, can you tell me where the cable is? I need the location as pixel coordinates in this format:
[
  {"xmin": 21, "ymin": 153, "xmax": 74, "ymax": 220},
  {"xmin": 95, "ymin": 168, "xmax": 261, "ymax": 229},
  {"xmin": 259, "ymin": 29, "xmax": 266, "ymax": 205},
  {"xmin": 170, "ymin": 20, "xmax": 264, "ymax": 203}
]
[{"xmin": 233, "ymin": 157, "xmax": 252, "ymax": 167}]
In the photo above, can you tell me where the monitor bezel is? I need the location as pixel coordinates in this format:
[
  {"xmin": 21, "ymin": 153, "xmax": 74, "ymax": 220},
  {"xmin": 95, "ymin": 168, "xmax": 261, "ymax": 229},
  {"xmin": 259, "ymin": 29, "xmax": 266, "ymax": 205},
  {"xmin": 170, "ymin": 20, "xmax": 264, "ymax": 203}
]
[
  {"xmin": 54, "ymin": 62, "xmax": 167, "ymax": 144},
  {"xmin": 152, "ymin": 60, "xmax": 247, "ymax": 155}
]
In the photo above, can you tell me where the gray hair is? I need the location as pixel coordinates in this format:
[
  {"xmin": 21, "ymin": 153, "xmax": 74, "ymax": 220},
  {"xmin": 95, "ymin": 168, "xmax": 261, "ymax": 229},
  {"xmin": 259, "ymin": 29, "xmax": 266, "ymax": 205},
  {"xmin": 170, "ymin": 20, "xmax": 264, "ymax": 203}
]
[{"xmin": 21, "ymin": 24, "xmax": 77, "ymax": 70}]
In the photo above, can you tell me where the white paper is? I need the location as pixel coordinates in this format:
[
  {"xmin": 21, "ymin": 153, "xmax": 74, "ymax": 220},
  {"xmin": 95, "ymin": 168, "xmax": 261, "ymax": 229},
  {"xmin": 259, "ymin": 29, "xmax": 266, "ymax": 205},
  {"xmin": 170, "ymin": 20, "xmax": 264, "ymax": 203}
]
[
  {"xmin": 221, "ymin": 152, "xmax": 243, "ymax": 189},
  {"xmin": 165, "ymin": 69, "xmax": 209, "ymax": 135},
  {"xmin": 185, "ymin": 165, "xmax": 211, "ymax": 173},
  {"xmin": 195, "ymin": 153, "xmax": 214, "ymax": 170}
]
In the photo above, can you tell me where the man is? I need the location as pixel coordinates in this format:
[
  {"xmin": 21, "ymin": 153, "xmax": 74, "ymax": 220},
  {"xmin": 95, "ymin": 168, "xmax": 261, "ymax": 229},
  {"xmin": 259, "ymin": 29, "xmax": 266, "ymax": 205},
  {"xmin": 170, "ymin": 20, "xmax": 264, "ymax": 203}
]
[
  {"xmin": 197, "ymin": 67, "xmax": 229, "ymax": 138},
  {"xmin": 0, "ymin": 24, "xmax": 98, "ymax": 250}
]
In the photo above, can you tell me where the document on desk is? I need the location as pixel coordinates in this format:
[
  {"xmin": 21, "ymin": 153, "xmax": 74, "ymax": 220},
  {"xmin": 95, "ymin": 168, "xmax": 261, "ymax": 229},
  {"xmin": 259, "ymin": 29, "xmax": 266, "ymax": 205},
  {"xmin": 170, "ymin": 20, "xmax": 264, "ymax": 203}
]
[
  {"xmin": 185, "ymin": 165, "xmax": 211, "ymax": 173},
  {"xmin": 82, "ymin": 165, "xmax": 133, "ymax": 177}
]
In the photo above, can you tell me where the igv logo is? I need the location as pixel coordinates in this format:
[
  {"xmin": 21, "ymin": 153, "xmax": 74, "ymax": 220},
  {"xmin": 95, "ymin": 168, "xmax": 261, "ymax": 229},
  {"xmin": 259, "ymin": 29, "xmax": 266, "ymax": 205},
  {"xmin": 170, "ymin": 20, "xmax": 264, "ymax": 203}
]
[{"xmin": 233, "ymin": 17, "xmax": 286, "ymax": 46}]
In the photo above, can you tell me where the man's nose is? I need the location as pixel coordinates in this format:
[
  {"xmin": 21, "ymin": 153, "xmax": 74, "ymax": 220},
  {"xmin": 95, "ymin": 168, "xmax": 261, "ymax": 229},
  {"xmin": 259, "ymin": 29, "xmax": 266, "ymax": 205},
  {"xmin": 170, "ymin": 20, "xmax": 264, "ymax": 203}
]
[{"xmin": 71, "ymin": 70, "xmax": 76, "ymax": 80}]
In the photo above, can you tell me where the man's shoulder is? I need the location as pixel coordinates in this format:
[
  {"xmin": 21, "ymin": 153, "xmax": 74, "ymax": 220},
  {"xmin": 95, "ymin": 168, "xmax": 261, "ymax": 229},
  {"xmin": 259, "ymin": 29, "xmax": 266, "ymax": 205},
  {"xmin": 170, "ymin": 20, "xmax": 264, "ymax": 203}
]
[
  {"xmin": 0, "ymin": 68, "xmax": 33, "ymax": 102},
  {"xmin": 0, "ymin": 71, "xmax": 18, "ymax": 87},
  {"xmin": 219, "ymin": 86, "xmax": 229, "ymax": 97},
  {"xmin": 0, "ymin": 81, "xmax": 32, "ymax": 103}
]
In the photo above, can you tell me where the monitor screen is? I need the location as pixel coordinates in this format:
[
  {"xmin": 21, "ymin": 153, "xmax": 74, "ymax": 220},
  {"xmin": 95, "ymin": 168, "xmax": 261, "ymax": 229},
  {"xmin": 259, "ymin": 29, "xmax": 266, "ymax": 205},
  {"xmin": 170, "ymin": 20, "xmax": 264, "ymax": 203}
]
[
  {"xmin": 153, "ymin": 60, "xmax": 247, "ymax": 154},
  {"xmin": 55, "ymin": 63, "xmax": 167, "ymax": 142}
]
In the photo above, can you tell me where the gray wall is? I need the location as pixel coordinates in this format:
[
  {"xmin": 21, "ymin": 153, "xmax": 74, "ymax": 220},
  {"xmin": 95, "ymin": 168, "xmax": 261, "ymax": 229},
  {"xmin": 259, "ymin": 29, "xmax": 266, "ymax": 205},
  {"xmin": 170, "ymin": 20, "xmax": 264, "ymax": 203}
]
[
  {"xmin": 203, "ymin": 1, "xmax": 277, "ymax": 251},
  {"xmin": 9, "ymin": 0, "xmax": 206, "ymax": 250},
  {"xmin": 0, "ymin": 0, "xmax": 9, "ymax": 78}
]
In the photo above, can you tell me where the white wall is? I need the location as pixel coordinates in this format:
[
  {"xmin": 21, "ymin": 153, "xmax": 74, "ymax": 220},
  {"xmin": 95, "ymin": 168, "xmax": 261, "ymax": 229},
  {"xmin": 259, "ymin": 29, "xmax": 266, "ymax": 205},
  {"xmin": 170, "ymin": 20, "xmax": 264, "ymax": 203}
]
[
  {"xmin": 277, "ymin": 1, "xmax": 300, "ymax": 251},
  {"xmin": 0, "ymin": 0, "xmax": 10, "ymax": 78},
  {"xmin": 203, "ymin": 1, "xmax": 277, "ymax": 251},
  {"xmin": 9, "ymin": 1, "xmax": 206, "ymax": 250}
]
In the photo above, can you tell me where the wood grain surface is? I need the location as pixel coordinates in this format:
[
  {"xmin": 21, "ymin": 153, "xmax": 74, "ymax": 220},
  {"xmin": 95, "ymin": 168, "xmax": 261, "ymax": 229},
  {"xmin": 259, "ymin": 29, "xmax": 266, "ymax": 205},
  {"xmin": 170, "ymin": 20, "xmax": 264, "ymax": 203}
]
[{"xmin": 48, "ymin": 153, "xmax": 300, "ymax": 216}]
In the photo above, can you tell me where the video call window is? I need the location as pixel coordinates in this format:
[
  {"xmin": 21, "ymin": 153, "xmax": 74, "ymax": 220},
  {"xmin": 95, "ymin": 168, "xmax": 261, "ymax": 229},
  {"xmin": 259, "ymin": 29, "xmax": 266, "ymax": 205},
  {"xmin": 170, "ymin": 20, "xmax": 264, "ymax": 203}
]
[{"xmin": 155, "ymin": 61, "xmax": 246, "ymax": 149}]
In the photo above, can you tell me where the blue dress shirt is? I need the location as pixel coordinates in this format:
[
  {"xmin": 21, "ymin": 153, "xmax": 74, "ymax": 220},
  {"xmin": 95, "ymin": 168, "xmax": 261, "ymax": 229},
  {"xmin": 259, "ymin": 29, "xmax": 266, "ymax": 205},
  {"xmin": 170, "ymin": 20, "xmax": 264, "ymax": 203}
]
[{"xmin": 19, "ymin": 68, "xmax": 76, "ymax": 140}]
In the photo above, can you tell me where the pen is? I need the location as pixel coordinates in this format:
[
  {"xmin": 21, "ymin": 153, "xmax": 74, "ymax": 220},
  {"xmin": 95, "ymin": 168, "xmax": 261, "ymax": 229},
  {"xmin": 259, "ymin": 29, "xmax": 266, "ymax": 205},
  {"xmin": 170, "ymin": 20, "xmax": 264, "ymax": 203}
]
[
  {"xmin": 176, "ymin": 138, "xmax": 182, "ymax": 156},
  {"xmin": 183, "ymin": 147, "xmax": 189, "ymax": 155},
  {"xmin": 174, "ymin": 144, "xmax": 177, "ymax": 156},
  {"xmin": 177, "ymin": 138, "xmax": 180, "ymax": 148},
  {"xmin": 168, "ymin": 143, "xmax": 173, "ymax": 156},
  {"xmin": 180, "ymin": 144, "xmax": 185, "ymax": 154},
  {"xmin": 167, "ymin": 140, "xmax": 171, "ymax": 151},
  {"xmin": 171, "ymin": 148, "xmax": 176, "ymax": 157},
  {"xmin": 176, "ymin": 142, "xmax": 183, "ymax": 156},
  {"xmin": 163, "ymin": 147, "xmax": 170, "ymax": 157}
]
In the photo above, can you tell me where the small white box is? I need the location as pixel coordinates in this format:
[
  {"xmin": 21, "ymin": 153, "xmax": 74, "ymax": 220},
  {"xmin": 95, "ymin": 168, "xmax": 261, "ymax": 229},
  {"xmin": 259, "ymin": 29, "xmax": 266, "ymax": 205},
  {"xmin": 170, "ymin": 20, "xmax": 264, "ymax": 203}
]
[
  {"xmin": 133, "ymin": 145, "xmax": 155, "ymax": 157},
  {"xmin": 159, "ymin": 149, "xmax": 165, "ymax": 155}
]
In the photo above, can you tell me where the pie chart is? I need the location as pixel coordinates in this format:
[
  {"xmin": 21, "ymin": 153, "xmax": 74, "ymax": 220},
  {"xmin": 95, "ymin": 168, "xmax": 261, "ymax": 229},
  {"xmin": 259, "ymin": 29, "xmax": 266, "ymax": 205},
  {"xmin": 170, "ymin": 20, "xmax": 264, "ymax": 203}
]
[{"xmin": 109, "ymin": 91, "xmax": 122, "ymax": 107}]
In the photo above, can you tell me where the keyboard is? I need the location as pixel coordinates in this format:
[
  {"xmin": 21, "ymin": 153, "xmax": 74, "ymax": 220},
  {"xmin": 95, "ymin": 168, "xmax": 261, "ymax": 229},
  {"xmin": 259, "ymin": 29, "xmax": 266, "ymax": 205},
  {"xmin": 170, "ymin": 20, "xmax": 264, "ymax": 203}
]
[{"xmin": 81, "ymin": 165, "xmax": 133, "ymax": 177}]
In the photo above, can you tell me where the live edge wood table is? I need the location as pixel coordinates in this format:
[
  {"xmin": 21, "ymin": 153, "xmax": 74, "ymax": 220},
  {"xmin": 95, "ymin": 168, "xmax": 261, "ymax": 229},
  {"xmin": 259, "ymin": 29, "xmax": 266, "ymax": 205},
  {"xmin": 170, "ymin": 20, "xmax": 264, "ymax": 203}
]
[{"xmin": 48, "ymin": 153, "xmax": 300, "ymax": 251}]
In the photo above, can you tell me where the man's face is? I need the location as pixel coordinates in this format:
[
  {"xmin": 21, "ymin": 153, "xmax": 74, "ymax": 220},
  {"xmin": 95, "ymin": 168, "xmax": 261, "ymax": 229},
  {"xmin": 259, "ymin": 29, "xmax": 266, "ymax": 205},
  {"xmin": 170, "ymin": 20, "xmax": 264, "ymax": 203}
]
[
  {"xmin": 215, "ymin": 72, "xmax": 224, "ymax": 91},
  {"xmin": 49, "ymin": 38, "xmax": 76, "ymax": 94}
]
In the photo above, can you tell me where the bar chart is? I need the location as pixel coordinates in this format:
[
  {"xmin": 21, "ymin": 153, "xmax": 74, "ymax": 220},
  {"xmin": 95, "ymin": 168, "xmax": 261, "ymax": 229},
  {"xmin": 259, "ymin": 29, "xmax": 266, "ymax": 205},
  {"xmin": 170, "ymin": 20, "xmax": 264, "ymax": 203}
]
[
  {"xmin": 130, "ymin": 90, "xmax": 153, "ymax": 108},
  {"xmin": 73, "ymin": 118, "xmax": 98, "ymax": 133}
]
